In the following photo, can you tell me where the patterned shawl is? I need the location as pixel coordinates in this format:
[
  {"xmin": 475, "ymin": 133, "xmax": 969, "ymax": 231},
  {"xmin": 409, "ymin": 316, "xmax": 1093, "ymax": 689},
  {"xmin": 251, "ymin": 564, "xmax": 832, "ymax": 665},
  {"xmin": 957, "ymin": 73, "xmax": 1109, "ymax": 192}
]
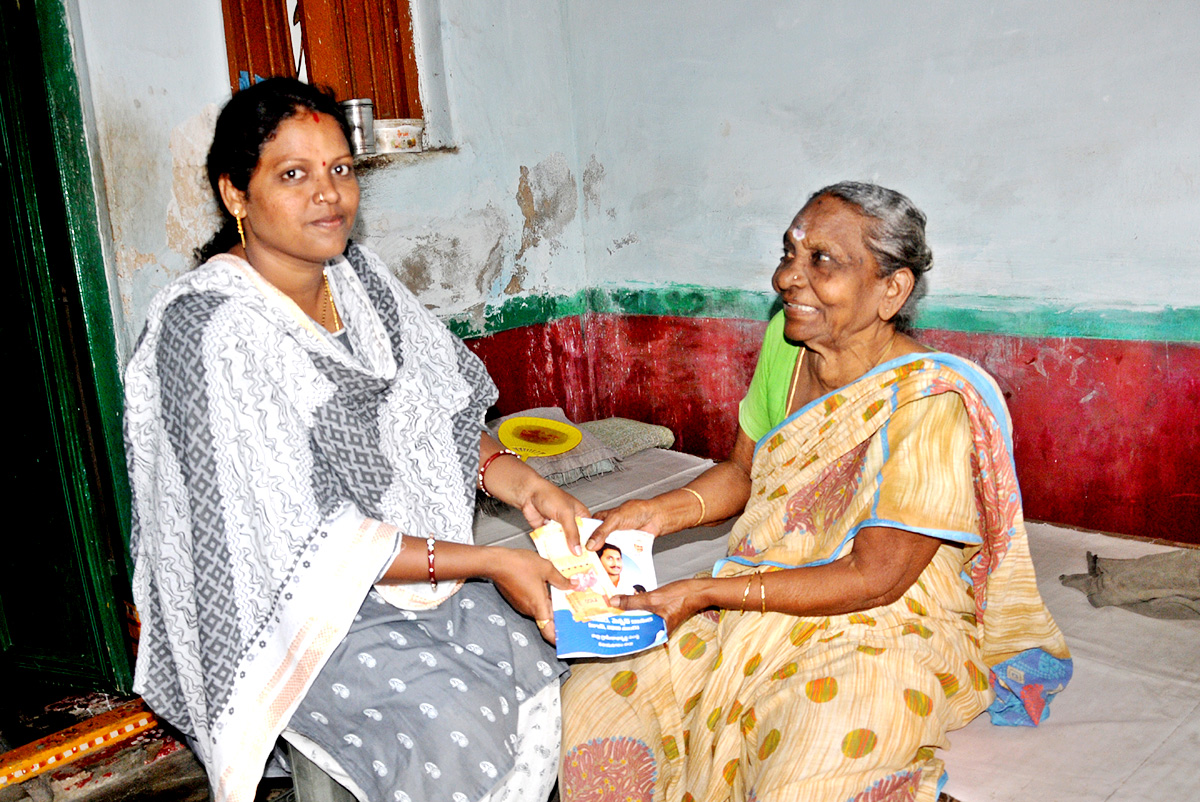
[
  {"xmin": 720, "ymin": 352, "xmax": 1072, "ymax": 726},
  {"xmin": 124, "ymin": 244, "xmax": 496, "ymax": 801}
]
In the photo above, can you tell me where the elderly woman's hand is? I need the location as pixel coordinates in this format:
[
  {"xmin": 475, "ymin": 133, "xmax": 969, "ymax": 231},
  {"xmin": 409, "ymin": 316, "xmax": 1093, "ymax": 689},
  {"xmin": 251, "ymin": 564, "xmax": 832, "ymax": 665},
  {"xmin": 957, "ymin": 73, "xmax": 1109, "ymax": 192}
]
[
  {"xmin": 610, "ymin": 578, "xmax": 709, "ymax": 635},
  {"xmin": 588, "ymin": 500, "xmax": 668, "ymax": 550},
  {"xmin": 588, "ymin": 433, "xmax": 757, "ymax": 551}
]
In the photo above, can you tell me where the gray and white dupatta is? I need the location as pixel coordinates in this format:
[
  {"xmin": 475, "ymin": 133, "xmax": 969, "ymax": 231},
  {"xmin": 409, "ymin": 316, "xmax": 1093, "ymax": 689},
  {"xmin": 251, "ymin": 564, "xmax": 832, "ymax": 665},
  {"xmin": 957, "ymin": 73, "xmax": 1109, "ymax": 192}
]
[{"xmin": 124, "ymin": 244, "xmax": 496, "ymax": 802}]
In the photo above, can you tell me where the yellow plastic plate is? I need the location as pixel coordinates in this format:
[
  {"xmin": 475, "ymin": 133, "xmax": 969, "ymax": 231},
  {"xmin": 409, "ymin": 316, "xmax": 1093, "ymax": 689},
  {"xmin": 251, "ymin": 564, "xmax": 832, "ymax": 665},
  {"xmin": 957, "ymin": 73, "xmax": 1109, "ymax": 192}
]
[{"xmin": 497, "ymin": 417, "xmax": 582, "ymax": 458}]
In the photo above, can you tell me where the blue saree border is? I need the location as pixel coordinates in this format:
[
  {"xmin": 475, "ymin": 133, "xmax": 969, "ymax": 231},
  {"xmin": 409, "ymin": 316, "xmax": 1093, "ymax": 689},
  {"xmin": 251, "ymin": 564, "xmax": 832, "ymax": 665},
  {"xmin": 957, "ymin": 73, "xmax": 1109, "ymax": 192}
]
[
  {"xmin": 748, "ymin": 352, "xmax": 1012, "ymax": 456},
  {"xmin": 713, "ymin": 519, "xmax": 982, "ymax": 576},
  {"xmin": 751, "ymin": 351, "xmax": 1015, "ymax": 461},
  {"xmin": 725, "ymin": 352, "xmax": 1011, "ymax": 576},
  {"xmin": 736, "ymin": 350, "xmax": 1071, "ymax": 730}
]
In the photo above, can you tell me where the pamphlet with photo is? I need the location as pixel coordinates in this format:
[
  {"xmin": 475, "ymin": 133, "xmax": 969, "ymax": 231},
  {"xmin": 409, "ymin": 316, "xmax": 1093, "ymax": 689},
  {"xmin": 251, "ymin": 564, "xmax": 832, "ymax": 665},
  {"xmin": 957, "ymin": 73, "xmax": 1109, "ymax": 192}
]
[{"xmin": 528, "ymin": 518, "xmax": 667, "ymax": 659}]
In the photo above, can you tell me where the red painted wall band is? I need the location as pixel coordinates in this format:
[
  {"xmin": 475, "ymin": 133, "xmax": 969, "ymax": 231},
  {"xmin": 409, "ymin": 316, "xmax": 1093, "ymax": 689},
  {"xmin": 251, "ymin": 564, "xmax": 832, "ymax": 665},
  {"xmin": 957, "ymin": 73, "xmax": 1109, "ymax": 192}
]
[{"xmin": 467, "ymin": 314, "xmax": 1200, "ymax": 544}]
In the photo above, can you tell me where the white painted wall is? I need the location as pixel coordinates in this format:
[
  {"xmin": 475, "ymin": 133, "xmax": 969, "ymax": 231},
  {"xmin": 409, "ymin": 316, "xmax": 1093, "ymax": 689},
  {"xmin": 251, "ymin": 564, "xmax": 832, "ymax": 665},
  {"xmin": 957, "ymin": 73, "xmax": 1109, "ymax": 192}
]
[
  {"xmin": 71, "ymin": 0, "xmax": 1200, "ymax": 355},
  {"xmin": 72, "ymin": 0, "xmax": 231, "ymax": 350},
  {"xmin": 354, "ymin": 2, "xmax": 586, "ymax": 325},
  {"xmin": 566, "ymin": 0, "xmax": 1200, "ymax": 311}
]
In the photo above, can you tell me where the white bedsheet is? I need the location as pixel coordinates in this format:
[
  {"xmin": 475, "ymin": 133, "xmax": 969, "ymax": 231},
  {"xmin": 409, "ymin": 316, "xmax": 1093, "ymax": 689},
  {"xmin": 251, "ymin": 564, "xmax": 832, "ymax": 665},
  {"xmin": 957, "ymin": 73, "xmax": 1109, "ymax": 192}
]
[
  {"xmin": 941, "ymin": 523, "xmax": 1200, "ymax": 802},
  {"xmin": 474, "ymin": 449, "xmax": 1200, "ymax": 801}
]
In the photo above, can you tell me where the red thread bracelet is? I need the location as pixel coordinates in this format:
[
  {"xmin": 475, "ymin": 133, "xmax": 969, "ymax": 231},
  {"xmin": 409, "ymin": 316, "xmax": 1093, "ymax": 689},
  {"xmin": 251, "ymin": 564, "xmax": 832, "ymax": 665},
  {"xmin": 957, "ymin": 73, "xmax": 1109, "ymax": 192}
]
[
  {"xmin": 477, "ymin": 448, "xmax": 521, "ymax": 498},
  {"xmin": 426, "ymin": 536, "xmax": 437, "ymax": 591}
]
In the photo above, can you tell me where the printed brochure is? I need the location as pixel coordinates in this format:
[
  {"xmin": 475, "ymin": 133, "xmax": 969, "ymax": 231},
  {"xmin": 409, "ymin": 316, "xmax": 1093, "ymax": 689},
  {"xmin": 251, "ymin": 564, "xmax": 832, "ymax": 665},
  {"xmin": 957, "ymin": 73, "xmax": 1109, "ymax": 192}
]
[{"xmin": 528, "ymin": 518, "xmax": 667, "ymax": 659}]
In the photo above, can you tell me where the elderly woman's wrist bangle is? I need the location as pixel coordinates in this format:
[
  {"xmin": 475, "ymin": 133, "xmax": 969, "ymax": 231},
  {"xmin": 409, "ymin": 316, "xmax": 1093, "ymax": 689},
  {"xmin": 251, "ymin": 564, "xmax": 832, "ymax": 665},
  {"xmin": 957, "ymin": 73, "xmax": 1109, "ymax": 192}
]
[
  {"xmin": 682, "ymin": 487, "xmax": 706, "ymax": 527},
  {"xmin": 740, "ymin": 574, "xmax": 754, "ymax": 615},
  {"xmin": 758, "ymin": 572, "xmax": 766, "ymax": 615},
  {"xmin": 478, "ymin": 448, "xmax": 521, "ymax": 498},
  {"xmin": 426, "ymin": 536, "xmax": 437, "ymax": 591}
]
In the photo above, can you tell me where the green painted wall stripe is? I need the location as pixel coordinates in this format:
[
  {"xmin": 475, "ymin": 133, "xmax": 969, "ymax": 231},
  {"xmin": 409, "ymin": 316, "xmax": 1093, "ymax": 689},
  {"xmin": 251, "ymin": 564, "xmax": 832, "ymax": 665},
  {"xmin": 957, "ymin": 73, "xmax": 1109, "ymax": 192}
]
[
  {"xmin": 446, "ymin": 289, "xmax": 592, "ymax": 338},
  {"xmin": 584, "ymin": 285, "xmax": 778, "ymax": 320},
  {"xmin": 453, "ymin": 284, "xmax": 1200, "ymax": 343},
  {"xmin": 914, "ymin": 295, "xmax": 1200, "ymax": 343}
]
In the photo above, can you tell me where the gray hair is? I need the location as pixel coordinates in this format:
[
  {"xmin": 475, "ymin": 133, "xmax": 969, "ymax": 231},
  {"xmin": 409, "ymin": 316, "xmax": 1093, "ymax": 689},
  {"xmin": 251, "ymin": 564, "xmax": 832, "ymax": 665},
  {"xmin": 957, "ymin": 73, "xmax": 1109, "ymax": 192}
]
[{"xmin": 803, "ymin": 181, "xmax": 932, "ymax": 331}]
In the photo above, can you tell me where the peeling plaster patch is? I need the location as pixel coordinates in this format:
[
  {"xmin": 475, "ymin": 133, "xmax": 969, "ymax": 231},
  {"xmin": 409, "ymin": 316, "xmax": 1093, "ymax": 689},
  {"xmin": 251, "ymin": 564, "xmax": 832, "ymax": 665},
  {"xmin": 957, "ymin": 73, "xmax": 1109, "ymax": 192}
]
[
  {"xmin": 608, "ymin": 234, "xmax": 639, "ymax": 255},
  {"xmin": 116, "ymin": 247, "xmax": 162, "ymax": 321},
  {"xmin": 113, "ymin": 246, "xmax": 159, "ymax": 283},
  {"xmin": 582, "ymin": 155, "xmax": 604, "ymax": 220},
  {"xmin": 458, "ymin": 301, "xmax": 488, "ymax": 330},
  {"xmin": 94, "ymin": 88, "xmax": 186, "ymax": 349},
  {"xmin": 514, "ymin": 153, "xmax": 577, "ymax": 265},
  {"xmin": 95, "ymin": 90, "xmax": 171, "ymax": 257},
  {"xmin": 504, "ymin": 268, "xmax": 525, "ymax": 296},
  {"xmin": 363, "ymin": 205, "xmax": 508, "ymax": 319},
  {"xmin": 165, "ymin": 104, "xmax": 222, "ymax": 259}
]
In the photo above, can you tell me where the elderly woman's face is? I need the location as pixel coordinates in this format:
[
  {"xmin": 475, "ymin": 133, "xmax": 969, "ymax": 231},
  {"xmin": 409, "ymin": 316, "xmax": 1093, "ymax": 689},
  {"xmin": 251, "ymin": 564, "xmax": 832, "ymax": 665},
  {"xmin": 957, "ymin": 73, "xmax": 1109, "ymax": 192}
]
[
  {"xmin": 231, "ymin": 111, "xmax": 360, "ymax": 271},
  {"xmin": 772, "ymin": 196, "xmax": 896, "ymax": 347}
]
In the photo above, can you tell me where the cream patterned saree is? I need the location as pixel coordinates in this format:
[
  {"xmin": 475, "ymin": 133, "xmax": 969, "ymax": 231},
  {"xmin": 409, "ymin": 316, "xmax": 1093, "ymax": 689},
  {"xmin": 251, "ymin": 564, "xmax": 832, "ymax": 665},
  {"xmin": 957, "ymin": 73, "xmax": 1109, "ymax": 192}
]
[{"xmin": 561, "ymin": 353, "xmax": 1071, "ymax": 802}]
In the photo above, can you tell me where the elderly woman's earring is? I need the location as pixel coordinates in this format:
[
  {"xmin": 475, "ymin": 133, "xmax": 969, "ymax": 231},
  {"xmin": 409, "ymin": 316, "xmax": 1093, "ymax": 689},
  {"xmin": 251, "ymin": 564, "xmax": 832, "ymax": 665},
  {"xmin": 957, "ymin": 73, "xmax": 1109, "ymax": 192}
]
[{"xmin": 236, "ymin": 214, "xmax": 246, "ymax": 249}]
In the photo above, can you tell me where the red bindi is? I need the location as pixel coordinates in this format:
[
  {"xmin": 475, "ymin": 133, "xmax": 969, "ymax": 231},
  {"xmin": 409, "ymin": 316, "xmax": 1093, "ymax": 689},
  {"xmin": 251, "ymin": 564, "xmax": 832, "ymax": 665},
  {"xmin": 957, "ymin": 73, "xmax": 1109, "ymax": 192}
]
[
  {"xmin": 322, "ymin": 161, "xmax": 326, "ymax": 166},
  {"xmin": 312, "ymin": 112, "xmax": 320, "ymax": 122}
]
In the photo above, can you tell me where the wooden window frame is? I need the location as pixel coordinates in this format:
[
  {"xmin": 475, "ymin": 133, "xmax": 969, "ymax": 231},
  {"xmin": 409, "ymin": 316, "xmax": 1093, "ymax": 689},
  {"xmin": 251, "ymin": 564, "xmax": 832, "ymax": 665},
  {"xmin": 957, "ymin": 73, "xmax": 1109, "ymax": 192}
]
[{"xmin": 220, "ymin": 0, "xmax": 423, "ymax": 121}]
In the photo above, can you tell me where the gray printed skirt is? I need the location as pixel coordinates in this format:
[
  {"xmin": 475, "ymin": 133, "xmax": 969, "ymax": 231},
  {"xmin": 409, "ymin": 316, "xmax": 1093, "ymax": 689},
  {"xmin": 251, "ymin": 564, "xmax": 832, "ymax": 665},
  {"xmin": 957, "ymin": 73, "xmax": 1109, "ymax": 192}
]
[{"xmin": 287, "ymin": 581, "xmax": 568, "ymax": 801}]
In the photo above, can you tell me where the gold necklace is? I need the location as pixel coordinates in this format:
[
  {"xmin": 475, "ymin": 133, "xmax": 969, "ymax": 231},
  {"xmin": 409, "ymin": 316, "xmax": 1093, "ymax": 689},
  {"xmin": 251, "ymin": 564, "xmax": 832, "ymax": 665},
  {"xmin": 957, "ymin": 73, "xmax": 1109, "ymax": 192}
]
[
  {"xmin": 784, "ymin": 347, "xmax": 807, "ymax": 414},
  {"xmin": 321, "ymin": 273, "xmax": 342, "ymax": 331},
  {"xmin": 873, "ymin": 332, "xmax": 898, "ymax": 369},
  {"xmin": 785, "ymin": 332, "xmax": 896, "ymax": 414}
]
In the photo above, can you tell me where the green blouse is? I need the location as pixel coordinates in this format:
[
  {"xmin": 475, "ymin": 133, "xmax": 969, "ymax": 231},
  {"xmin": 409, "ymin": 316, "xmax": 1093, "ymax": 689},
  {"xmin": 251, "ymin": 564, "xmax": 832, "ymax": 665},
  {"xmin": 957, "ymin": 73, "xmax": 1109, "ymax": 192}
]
[{"xmin": 738, "ymin": 311, "xmax": 804, "ymax": 443}]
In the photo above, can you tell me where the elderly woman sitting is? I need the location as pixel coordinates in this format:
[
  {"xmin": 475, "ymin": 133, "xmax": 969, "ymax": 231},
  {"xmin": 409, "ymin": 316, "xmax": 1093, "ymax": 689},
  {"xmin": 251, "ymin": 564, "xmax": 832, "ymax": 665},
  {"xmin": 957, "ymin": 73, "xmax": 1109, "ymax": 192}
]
[{"xmin": 559, "ymin": 182, "xmax": 1072, "ymax": 801}]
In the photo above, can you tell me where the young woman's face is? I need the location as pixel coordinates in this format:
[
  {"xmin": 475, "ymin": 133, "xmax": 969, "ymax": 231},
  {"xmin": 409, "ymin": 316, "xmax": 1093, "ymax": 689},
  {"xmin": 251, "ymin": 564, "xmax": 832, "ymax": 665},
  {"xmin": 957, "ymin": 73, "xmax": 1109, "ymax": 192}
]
[{"xmin": 229, "ymin": 111, "xmax": 360, "ymax": 272}]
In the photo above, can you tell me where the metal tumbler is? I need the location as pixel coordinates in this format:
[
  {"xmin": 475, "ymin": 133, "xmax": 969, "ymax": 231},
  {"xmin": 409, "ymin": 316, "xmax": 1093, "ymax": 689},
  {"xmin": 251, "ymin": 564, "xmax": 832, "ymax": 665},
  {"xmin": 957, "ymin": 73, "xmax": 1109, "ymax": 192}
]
[{"xmin": 340, "ymin": 98, "xmax": 376, "ymax": 157}]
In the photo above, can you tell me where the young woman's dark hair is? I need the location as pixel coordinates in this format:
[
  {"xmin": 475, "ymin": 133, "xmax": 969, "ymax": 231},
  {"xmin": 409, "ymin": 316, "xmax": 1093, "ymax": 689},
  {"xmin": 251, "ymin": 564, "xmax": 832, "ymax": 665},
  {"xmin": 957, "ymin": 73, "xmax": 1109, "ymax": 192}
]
[{"xmin": 195, "ymin": 77, "xmax": 354, "ymax": 264}]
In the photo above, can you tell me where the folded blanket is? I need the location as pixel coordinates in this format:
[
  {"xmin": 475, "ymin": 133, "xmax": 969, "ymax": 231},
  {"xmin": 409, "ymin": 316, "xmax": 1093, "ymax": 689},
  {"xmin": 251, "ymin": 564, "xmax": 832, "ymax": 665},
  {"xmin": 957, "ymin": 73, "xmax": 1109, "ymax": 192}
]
[
  {"xmin": 579, "ymin": 416, "xmax": 675, "ymax": 459},
  {"xmin": 1060, "ymin": 549, "xmax": 1200, "ymax": 619}
]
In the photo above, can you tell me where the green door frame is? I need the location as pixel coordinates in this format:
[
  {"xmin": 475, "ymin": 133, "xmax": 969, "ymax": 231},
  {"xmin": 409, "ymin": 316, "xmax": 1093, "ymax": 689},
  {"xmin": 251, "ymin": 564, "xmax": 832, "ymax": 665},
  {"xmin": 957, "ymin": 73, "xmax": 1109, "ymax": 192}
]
[
  {"xmin": 3, "ymin": 0, "xmax": 134, "ymax": 691},
  {"xmin": 35, "ymin": 1, "xmax": 130, "ymax": 550}
]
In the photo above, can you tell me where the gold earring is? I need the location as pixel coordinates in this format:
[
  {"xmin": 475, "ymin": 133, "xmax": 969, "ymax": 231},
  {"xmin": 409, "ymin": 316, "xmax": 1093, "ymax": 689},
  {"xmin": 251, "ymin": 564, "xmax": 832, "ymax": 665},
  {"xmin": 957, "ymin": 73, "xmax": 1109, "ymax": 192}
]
[{"xmin": 236, "ymin": 214, "xmax": 246, "ymax": 249}]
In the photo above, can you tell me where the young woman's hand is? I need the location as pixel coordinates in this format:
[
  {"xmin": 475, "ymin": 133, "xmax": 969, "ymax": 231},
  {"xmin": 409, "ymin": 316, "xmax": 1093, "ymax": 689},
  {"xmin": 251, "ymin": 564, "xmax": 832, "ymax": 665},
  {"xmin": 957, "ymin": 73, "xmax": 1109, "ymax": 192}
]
[
  {"xmin": 484, "ymin": 546, "xmax": 573, "ymax": 644},
  {"xmin": 478, "ymin": 433, "xmax": 590, "ymax": 553},
  {"xmin": 518, "ymin": 479, "xmax": 590, "ymax": 553}
]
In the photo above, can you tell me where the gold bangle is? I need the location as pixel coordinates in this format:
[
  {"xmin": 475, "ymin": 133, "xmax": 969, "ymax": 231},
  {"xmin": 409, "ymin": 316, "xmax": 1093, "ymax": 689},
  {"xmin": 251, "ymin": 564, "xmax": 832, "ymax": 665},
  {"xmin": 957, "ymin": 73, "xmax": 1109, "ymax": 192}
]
[
  {"xmin": 758, "ymin": 572, "xmax": 766, "ymax": 615},
  {"xmin": 740, "ymin": 574, "xmax": 754, "ymax": 615},
  {"xmin": 681, "ymin": 487, "xmax": 706, "ymax": 527}
]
